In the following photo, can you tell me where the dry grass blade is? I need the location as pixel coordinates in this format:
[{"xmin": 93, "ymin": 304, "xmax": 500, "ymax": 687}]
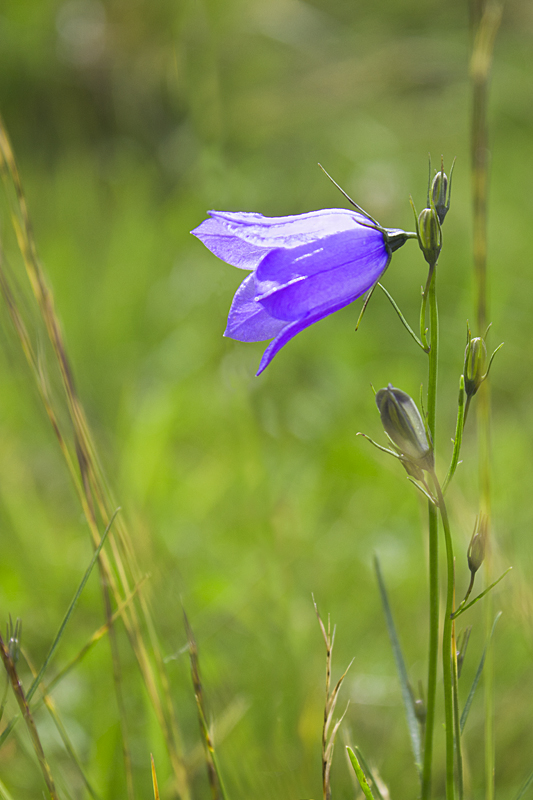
[
  {"xmin": 313, "ymin": 596, "xmax": 353, "ymax": 800},
  {"xmin": 0, "ymin": 633, "xmax": 58, "ymax": 800},
  {"xmin": 23, "ymin": 649, "xmax": 102, "ymax": 800},
  {"xmin": 151, "ymin": 754, "xmax": 161, "ymax": 800},
  {"xmin": 183, "ymin": 609, "xmax": 226, "ymax": 800},
  {"xmin": 0, "ymin": 577, "xmax": 150, "ymax": 758},
  {"xmin": 185, "ymin": 696, "xmax": 249, "ymax": 777},
  {"xmin": 0, "ymin": 116, "xmax": 190, "ymax": 798}
]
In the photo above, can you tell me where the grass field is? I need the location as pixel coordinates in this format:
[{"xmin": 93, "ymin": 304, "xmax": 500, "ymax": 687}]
[{"xmin": 0, "ymin": 1, "xmax": 532, "ymax": 798}]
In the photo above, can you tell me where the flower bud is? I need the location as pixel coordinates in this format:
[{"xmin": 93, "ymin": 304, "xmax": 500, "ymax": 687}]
[
  {"xmin": 468, "ymin": 515, "xmax": 488, "ymax": 575},
  {"xmin": 417, "ymin": 207, "xmax": 442, "ymax": 266},
  {"xmin": 431, "ymin": 169, "xmax": 450, "ymax": 224},
  {"xmin": 414, "ymin": 696, "xmax": 426, "ymax": 725},
  {"xmin": 464, "ymin": 336, "xmax": 487, "ymax": 398},
  {"xmin": 375, "ymin": 385, "xmax": 434, "ymax": 472}
]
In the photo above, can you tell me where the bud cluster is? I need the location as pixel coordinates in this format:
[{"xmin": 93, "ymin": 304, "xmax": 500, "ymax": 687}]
[{"xmin": 413, "ymin": 159, "xmax": 453, "ymax": 266}]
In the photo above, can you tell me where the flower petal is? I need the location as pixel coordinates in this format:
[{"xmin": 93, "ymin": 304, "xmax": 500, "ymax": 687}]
[
  {"xmin": 224, "ymin": 274, "xmax": 288, "ymax": 342},
  {"xmin": 191, "ymin": 208, "xmax": 372, "ymax": 270},
  {"xmin": 254, "ymin": 229, "xmax": 388, "ymax": 321},
  {"xmin": 191, "ymin": 216, "xmax": 266, "ymax": 270},
  {"xmin": 255, "ymin": 295, "xmax": 356, "ymax": 375}
]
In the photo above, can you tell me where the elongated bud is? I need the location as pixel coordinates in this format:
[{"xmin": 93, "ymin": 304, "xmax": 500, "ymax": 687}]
[
  {"xmin": 464, "ymin": 336, "xmax": 487, "ymax": 398},
  {"xmin": 417, "ymin": 207, "xmax": 442, "ymax": 266},
  {"xmin": 375, "ymin": 385, "xmax": 434, "ymax": 472},
  {"xmin": 431, "ymin": 169, "xmax": 449, "ymax": 224},
  {"xmin": 468, "ymin": 515, "xmax": 488, "ymax": 575}
]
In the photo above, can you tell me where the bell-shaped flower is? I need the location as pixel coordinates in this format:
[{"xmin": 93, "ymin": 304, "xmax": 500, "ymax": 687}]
[{"xmin": 192, "ymin": 207, "xmax": 410, "ymax": 374}]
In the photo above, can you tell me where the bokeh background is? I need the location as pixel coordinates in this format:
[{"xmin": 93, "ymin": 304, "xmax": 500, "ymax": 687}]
[{"xmin": 0, "ymin": 0, "xmax": 532, "ymax": 798}]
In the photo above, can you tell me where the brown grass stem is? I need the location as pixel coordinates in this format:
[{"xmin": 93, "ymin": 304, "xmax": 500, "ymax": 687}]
[
  {"xmin": 184, "ymin": 610, "xmax": 226, "ymax": 800},
  {"xmin": 314, "ymin": 598, "xmax": 353, "ymax": 800},
  {"xmin": 0, "ymin": 634, "xmax": 59, "ymax": 800}
]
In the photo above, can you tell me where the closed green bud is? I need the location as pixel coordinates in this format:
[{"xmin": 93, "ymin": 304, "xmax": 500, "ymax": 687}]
[
  {"xmin": 417, "ymin": 207, "xmax": 442, "ymax": 266},
  {"xmin": 464, "ymin": 335, "xmax": 487, "ymax": 398},
  {"xmin": 468, "ymin": 515, "xmax": 488, "ymax": 575},
  {"xmin": 414, "ymin": 696, "xmax": 426, "ymax": 725},
  {"xmin": 375, "ymin": 385, "xmax": 434, "ymax": 472},
  {"xmin": 431, "ymin": 168, "xmax": 450, "ymax": 224}
]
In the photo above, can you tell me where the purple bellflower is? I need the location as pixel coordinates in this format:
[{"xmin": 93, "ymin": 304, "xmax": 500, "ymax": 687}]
[{"xmin": 192, "ymin": 206, "xmax": 411, "ymax": 375}]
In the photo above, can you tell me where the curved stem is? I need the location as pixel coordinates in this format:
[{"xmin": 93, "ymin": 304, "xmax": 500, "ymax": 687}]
[
  {"xmin": 421, "ymin": 268, "xmax": 439, "ymax": 800},
  {"xmin": 433, "ymin": 472, "xmax": 458, "ymax": 800}
]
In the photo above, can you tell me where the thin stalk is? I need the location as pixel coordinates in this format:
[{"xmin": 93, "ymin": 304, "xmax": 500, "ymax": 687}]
[
  {"xmin": 422, "ymin": 268, "xmax": 439, "ymax": 800},
  {"xmin": 469, "ymin": 3, "xmax": 502, "ymax": 797},
  {"xmin": 0, "ymin": 635, "xmax": 59, "ymax": 800},
  {"xmin": 452, "ymin": 606, "xmax": 464, "ymax": 800},
  {"xmin": 433, "ymin": 474, "xmax": 457, "ymax": 800}
]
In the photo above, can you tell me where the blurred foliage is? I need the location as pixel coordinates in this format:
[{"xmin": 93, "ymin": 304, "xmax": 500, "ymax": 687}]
[{"xmin": 0, "ymin": 0, "xmax": 532, "ymax": 798}]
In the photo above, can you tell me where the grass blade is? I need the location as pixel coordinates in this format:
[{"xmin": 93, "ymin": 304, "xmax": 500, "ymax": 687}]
[
  {"xmin": 353, "ymin": 746, "xmax": 386, "ymax": 800},
  {"xmin": 460, "ymin": 611, "xmax": 501, "ymax": 733},
  {"xmin": 0, "ymin": 634, "xmax": 59, "ymax": 799},
  {"xmin": 514, "ymin": 769, "xmax": 533, "ymax": 800},
  {"xmin": 0, "ymin": 115, "xmax": 190, "ymax": 798},
  {"xmin": 27, "ymin": 509, "xmax": 119, "ymax": 703},
  {"xmin": 23, "ymin": 650, "xmax": 102, "ymax": 800},
  {"xmin": 151, "ymin": 754, "xmax": 161, "ymax": 800},
  {"xmin": 184, "ymin": 610, "xmax": 227, "ymax": 800},
  {"xmin": 374, "ymin": 555, "xmax": 422, "ymax": 773},
  {"xmin": 452, "ymin": 569, "xmax": 511, "ymax": 619},
  {"xmin": 346, "ymin": 746, "xmax": 375, "ymax": 800},
  {"xmin": 0, "ymin": 778, "xmax": 15, "ymax": 800}
]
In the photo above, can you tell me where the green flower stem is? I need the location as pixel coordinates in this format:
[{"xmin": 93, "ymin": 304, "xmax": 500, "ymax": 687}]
[
  {"xmin": 433, "ymin": 472, "xmax": 457, "ymax": 800},
  {"xmin": 419, "ymin": 264, "xmax": 435, "ymax": 352},
  {"xmin": 443, "ymin": 375, "xmax": 465, "ymax": 493},
  {"xmin": 421, "ymin": 268, "xmax": 439, "ymax": 800},
  {"xmin": 452, "ymin": 624, "xmax": 464, "ymax": 800}
]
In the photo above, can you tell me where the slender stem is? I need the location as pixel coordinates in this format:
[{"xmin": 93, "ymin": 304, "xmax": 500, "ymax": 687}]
[
  {"xmin": 470, "ymin": 3, "xmax": 502, "ymax": 797},
  {"xmin": 421, "ymin": 268, "xmax": 439, "ymax": 800},
  {"xmin": 443, "ymin": 376, "xmax": 466, "ymax": 493},
  {"xmin": 433, "ymin": 473, "xmax": 457, "ymax": 800},
  {"xmin": 419, "ymin": 265, "xmax": 434, "ymax": 352},
  {"xmin": 452, "ymin": 606, "xmax": 464, "ymax": 800}
]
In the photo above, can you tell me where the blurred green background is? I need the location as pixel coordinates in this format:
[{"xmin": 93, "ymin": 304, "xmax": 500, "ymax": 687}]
[{"xmin": 0, "ymin": 0, "xmax": 532, "ymax": 798}]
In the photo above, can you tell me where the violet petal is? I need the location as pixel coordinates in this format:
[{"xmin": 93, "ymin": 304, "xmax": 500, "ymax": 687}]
[
  {"xmin": 224, "ymin": 274, "xmax": 288, "ymax": 342},
  {"xmin": 255, "ymin": 229, "xmax": 388, "ymax": 321},
  {"xmin": 191, "ymin": 208, "xmax": 373, "ymax": 271},
  {"xmin": 191, "ymin": 216, "xmax": 266, "ymax": 271},
  {"xmin": 256, "ymin": 295, "xmax": 357, "ymax": 375}
]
